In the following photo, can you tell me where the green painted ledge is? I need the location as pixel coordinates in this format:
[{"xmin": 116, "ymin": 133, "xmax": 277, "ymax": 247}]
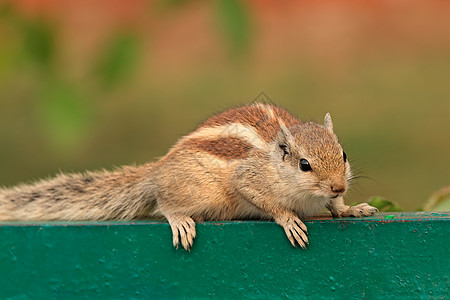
[{"xmin": 0, "ymin": 212, "xmax": 449, "ymax": 299}]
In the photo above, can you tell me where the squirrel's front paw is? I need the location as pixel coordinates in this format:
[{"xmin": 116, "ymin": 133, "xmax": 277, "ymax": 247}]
[
  {"xmin": 334, "ymin": 203, "xmax": 378, "ymax": 218},
  {"xmin": 167, "ymin": 215, "xmax": 196, "ymax": 251},
  {"xmin": 276, "ymin": 214, "xmax": 309, "ymax": 249}
]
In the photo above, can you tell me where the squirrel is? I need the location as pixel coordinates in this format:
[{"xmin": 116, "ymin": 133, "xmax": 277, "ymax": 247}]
[{"xmin": 0, "ymin": 103, "xmax": 378, "ymax": 250}]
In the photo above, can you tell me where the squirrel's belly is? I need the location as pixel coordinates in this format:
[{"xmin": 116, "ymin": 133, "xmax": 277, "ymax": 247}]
[
  {"xmin": 292, "ymin": 195, "xmax": 330, "ymax": 218},
  {"xmin": 186, "ymin": 192, "xmax": 269, "ymax": 221}
]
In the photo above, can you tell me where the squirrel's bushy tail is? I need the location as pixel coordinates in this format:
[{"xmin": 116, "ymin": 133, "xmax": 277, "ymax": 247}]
[{"xmin": 0, "ymin": 163, "xmax": 159, "ymax": 221}]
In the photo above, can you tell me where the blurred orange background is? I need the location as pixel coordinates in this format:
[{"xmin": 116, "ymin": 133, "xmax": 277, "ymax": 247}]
[{"xmin": 0, "ymin": 0, "xmax": 449, "ymax": 210}]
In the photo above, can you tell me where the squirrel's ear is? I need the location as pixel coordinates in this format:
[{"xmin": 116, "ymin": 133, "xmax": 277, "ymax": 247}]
[
  {"xmin": 324, "ymin": 113, "xmax": 334, "ymax": 133},
  {"xmin": 279, "ymin": 125, "xmax": 295, "ymax": 145}
]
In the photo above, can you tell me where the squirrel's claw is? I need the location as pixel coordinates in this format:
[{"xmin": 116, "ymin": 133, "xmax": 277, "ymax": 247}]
[
  {"xmin": 278, "ymin": 215, "xmax": 309, "ymax": 249},
  {"xmin": 168, "ymin": 215, "xmax": 196, "ymax": 251},
  {"xmin": 335, "ymin": 203, "xmax": 378, "ymax": 218}
]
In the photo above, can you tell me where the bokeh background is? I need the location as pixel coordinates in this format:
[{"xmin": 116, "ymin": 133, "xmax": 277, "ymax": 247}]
[{"xmin": 0, "ymin": 0, "xmax": 449, "ymax": 210}]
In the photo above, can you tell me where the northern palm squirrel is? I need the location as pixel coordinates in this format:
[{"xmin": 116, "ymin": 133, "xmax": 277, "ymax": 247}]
[{"xmin": 0, "ymin": 103, "xmax": 378, "ymax": 250}]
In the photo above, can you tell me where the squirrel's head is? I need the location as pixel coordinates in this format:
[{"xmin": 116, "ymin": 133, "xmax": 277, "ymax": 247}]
[{"xmin": 273, "ymin": 113, "xmax": 351, "ymax": 199}]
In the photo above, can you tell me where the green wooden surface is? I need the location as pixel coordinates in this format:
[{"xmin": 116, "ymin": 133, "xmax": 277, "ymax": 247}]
[{"xmin": 0, "ymin": 212, "xmax": 449, "ymax": 299}]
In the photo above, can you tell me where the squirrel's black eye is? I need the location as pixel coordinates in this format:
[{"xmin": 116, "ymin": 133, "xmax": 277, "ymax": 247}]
[
  {"xmin": 343, "ymin": 151, "xmax": 347, "ymax": 163},
  {"xmin": 299, "ymin": 159, "xmax": 312, "ymax": 172}
]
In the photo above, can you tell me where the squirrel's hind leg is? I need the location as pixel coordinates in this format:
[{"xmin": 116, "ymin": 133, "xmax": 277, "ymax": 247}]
[{"xmin": 166, "ymin": 214, "xmax": 196, "ymax": 251}]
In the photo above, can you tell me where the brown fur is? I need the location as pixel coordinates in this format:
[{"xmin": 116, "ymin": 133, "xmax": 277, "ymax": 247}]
[
  {"xmin": 0, "ymin": 103, "xmax": 377, "ymax": 250},
  {"xmin": 200, "ymin": 104, "xmax": 302, "ymax": 142},
  {"xmin": 183, "ymin": 137, "xmax": 252, "ymax": 160}
]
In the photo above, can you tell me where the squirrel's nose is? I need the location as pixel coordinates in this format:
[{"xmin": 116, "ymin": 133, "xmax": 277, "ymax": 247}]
[{"xmin": 330, "ymin": 181, "xmax": 346, "ymax": 194}]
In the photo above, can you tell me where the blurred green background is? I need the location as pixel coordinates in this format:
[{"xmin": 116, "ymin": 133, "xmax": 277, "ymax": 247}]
[{"xmin": 0, "ymin": 0, "xmax": 449, "ymax": 210}]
